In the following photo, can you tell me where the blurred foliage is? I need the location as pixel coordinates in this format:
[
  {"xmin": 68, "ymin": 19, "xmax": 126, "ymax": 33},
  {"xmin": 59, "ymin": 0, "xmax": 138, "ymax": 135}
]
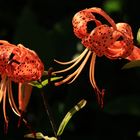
[
  {"xmin": 0, "ymin": 0, "xmax": 140, "ymax": 140},
  {"xmin": 137, "ymin": 28, "xmax": 140, "ymax": 45},
  {"xmin": 103, "ymin": 0, "xmax": 123, "ymax": 13}
]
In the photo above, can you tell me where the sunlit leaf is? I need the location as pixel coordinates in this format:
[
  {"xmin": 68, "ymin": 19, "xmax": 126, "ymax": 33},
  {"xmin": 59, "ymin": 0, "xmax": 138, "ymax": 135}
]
[
  {"xmin": 57, "ymin": 99, "xmax": 87, "ymax": 136},
  {"xmin": 24, "ymin": 132, "xmax": 57, "ymax": 140},
  {"xmin": 137, "ymin": 28, "xmax": 140, "ymax": 45},
  {"xmin": 29, "ymin": 76, "xmax": 63, "ymax": 88},
  {"xmin": 122, "ymin": 60, "xmax": 140, "ymax": 69}
]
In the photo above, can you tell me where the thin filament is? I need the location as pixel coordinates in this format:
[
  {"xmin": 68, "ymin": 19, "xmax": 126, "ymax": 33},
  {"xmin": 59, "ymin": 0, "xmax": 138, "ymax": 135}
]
[
  {"xmin": 53, "ymin": 48, "xmax": 89, "ymax": 74},
  {"xmin": 7, "ymin": 79, "xmax": 21, "ymax": 116},
  {"xmin": 3, "ymin": 80, "xmax": 8, "ymax": 131},
  {"xmin": 89, "ymin": 53, "xmax": 99, "ymax": 91},
  {"xmin": 89, "ymin": 53, "xmax": 104, "ymax": 108},
  {"xmin": 0, "ymin": 76, "xmax": 7, "ymax": 103},
  {"xmin": 55, "ymin": 50, "xmax": 91, "ymax": 86},
  {"xmin": 68, "ymin": 51, "xmax": 92, "ymax": 84},
  {"xmin": 7, "ymin": 80, "xmax": 31, "ymax": 128},
  {"xmin": 54, "ymin": 48, "xmax": 88, "ymax": 65}
]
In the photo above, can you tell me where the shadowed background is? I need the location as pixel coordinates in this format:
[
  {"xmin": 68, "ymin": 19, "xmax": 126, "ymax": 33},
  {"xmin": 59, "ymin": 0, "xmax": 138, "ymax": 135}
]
[{"xmin": 0, "ymin": 0, "xmax": 140, "ymax": 140}]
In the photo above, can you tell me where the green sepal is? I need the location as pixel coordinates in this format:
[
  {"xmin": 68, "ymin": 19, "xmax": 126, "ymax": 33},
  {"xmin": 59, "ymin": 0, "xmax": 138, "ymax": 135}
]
[{"xmin": 29, "ymin": 76, "xmax": 63, "ymax": 88}]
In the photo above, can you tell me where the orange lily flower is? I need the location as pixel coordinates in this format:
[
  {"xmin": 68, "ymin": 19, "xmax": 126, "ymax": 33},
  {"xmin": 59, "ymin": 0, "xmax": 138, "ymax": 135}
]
[
  {"xmin": 53, "ymin": 7, "xmax": 137, "ymax": 108},
  {"xmin": 0, "ymin": 40, "xmax": 44, "ymax": 131}
]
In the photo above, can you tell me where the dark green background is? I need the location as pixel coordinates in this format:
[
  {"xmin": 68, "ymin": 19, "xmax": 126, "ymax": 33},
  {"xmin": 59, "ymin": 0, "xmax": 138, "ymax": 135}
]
[{"xmin": 0, "ymin": 0, "xmax": 140, "ymax": 140}]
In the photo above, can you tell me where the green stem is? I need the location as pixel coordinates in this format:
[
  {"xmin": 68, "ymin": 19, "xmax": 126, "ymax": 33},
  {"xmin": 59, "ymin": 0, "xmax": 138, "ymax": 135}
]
[{"xmin": 40, "ymin": 90, "xmax": 58, "ymax": 139}]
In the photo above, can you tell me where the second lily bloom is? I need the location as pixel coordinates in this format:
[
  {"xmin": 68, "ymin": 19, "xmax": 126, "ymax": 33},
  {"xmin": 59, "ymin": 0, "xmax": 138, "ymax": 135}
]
[{"xmin": 53, "ymin": 7, "xmax": 139, "ymax": 108}]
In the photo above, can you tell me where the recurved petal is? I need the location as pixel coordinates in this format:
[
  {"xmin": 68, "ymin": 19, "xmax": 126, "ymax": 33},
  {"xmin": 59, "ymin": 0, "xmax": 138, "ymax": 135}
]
[
  {"xmin": 126, "ymin": 46, "xmax": 140, "ymax": 61},
  {"xmin": 72, "ymin": 9, "xmax": 101, "ymax": 39}
]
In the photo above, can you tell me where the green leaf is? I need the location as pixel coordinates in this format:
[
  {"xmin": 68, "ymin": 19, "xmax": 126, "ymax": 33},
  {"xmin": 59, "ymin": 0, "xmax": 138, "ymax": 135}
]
[
  {"xmin": 57, "ymin": 99, "xmax": 87, "ymax": 136},
  {"xmin": 122, "ymin": 60, "xmax": 140, "ymax": 69},
  {"xmin": 29, "ymin": 76, "xmax": 63, "ymax": 88},
  {"xmin": 137, "ymin": 28, "xmax": 140, "ymax": 45},
  {"xmin": 24, "ymin": 132, "xmax": 57, "ymax": 140}
]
